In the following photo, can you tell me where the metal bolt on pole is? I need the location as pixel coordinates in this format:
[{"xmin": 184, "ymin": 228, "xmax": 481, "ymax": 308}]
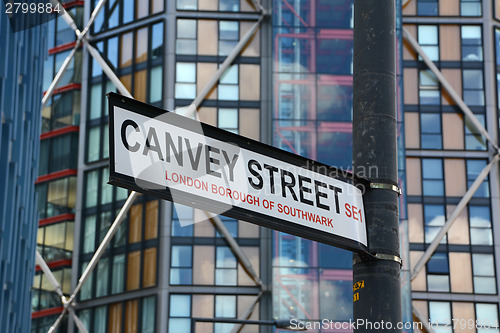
[{"xmin": 352, "ymin": 0, "xmax": 402, "ymax": 332}]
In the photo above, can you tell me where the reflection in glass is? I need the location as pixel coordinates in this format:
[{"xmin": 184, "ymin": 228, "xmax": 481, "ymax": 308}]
[
  {"xmin": 422, "ymin": 159, "xmax": 444, "ymax": 196},
  {"xmin": 424, "ymin": 204, "xmax": 446, "ymax": 244}
]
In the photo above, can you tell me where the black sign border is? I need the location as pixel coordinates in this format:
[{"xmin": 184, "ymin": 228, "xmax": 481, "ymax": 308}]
[{"xmin": 108, "ymin": 92, "xmax": 368, "ymax": 253}]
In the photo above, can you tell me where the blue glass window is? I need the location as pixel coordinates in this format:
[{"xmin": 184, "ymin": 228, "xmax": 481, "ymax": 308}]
[
  {"xmin": 420, "ymin": 113, "xmax": 442, "ymax": 149},
  {"xmin": 466, "ymin": 159, "xmax": 490, "ymax": 197},
  {"xmin": 422, "ymin": 159, "xmax": 444, "ymax": 196},
  {"xmin": 417, "ymin": 0, "xmax": 438, "ymax": 16},
  {"xmin": 171, "ymin": 246, "xmax": 193, "ymax": 285},
  {"xmin": 169, "ymin": 295, "xmax": 191, "ymax": 332},
  {"xmin": 424, "ymin": 204, "xmax": 446, "ymax": 244}
]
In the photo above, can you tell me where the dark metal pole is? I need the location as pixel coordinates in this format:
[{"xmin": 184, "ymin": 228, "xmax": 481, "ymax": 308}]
[{"xmin": 353, "ymin": 0, "xmax": 402, "ymax": 332}]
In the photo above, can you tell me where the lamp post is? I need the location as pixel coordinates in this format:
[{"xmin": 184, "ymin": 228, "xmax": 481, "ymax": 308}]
[{"xmin": 190, "ymin": 317, "xmax": 308, "ymax": 332}]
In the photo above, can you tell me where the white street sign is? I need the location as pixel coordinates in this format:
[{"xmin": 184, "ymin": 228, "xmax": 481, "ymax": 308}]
[{"xmin": 109, "ymin": 93, "xmax": 367, "ymax": 252}]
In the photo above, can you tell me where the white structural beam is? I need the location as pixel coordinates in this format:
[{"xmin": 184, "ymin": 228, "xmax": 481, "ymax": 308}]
[
  {"xmin": 84, "ymin": 40, "xmax": 133, "ymax": 98},
  {"xmin": 410, "ymin": 155, "xmax": 499, "ymax": 280},
  {"xmin": 43, "ymin": 2, "xmax": 267, "ymax": 331},
  {"xmin": 41, "ymin": 42, "xmax": 81, "ymax": 108},
  {"xmin": 179, "ymin": 15, "xmax": 264, "ymax": 118},
  {"xmin": 207, "ymin": 212, "xmax": 264, "ymax": 288},
  {"xmin": 412, "ymin": 306, "xmax": 436, "ymax": 333},
  {"xmin": 230, "ymin": 291, "xmax": 264, "ymax": 333},
  {"xmin": 50, "ymin": 0, "xmax": 81, "ymax": 35},
  {"xmin": 68, "ymin": 191, "xmax": 139, "ymax": 304},
  {"xmin": 402, "ymin": 27, "xmax": 500, "ymax": 152},
  {"xmin": 35, "ymin": 251, "xmax": 64, "ymax": 299}
]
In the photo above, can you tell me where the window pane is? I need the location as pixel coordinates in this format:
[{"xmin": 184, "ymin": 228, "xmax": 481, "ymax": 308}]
[
  {"xmin": 474, "ymin": 277, "xmax": 496, "ymax": 294},
  {"xmin": 220, "ymin": 0, "xmax": 239, "ymax": 11},
  {"xmin": 220, "ymin": 65, "xmax": 238, "ymax": 84},
  {"xmin": 112, "ymin": 254, "xmax": 125, "ymax": 294},
  {"xmin": 177, "ymin": 0, "xmax": 197, "ymax": 10},
  {"xmin": 172, "ymin": 246, "xmax": 192, "ymax": 267},
  {"xmin": 94, "ymin": 306, "xmax": 106, "ymax": 333},
  {"xmin": 427, "ymin": 275, "xmax": 450, "ymax": 292},
  {"xmin": 169, "ymin": 318, "xmax": 191, "ymax": 332},
  {"xmin": 177, "ymin": 63, "xmax": 196, "ymax": 82},
  {"xmin": 219, "ymin": 21, "xmax": 238, "ymax": 40},
  {"xmin": 142, "ymin": 297, "xmax": 156, "ymax": 333},
  {"xmin": 96, "ymin": 258, "xmax": 109, "ymax": 297},
  {"xmin": 429, "ymin": 302, "xmax": 451, "ymax": 324},
  {"xmin": 215, "ymin": 295, "xmax": 236, "ymax": 317},
  {"xmin": 470, "ymin": 206, "xmax": 491, "ymax": 227},
  {"xmin": 86, "ymin": 170, "xmax": 99, "ymax": 207},
  {"xmin": 88, "ymin": 126, "xmax": 101, "ymax": 162},
  {"xmin": 101, "ymin": 168, "xmax": 112, "ymax": 205},
  {"xmin": 418, "ymin": 1, "xmax": 438, "ymax": 15},
  {"xmin": 470, "ymin": 228, "xmax": 493, "ymax": 245},
  {"xmin": 175, "ymin": 83, "xmax": 196, "ymax": 99},
  {"xmin": 216, "ymin": 247, "xmax": 237, "ymax": 268},
  {"xmin": 170, "ymin": 295, "xmax": 191, "ymax": 316},
  {"xmin": 90, "ymin": 84, "xmax": 102, "ymax": 120},
  {"xmin": 473, "ymin": 254, "xmax": 494, "ymax": 276},
  {"xmin": 428, "ymin": 253, "xmax": 449, "ymax": 273},
  {"xmin": 152, "ymin": 23, "xmax": 164, "ymax": 59},
  {"xmin": 423, "ymin": 159, "xmax": 443, "ymax": 178},
  {"xmin": 461, "ymin": 2, "xmax": 481, "ymax": 16},
  {"xmin": 218, "ymin": 85, "xmax": 239, "ymax": 100},
  {"xmin": 178, "ymin": 19, "xmax": 196, "ymax": 38},
  {"xmin": 83, "ymin": 216, "xmax": 96, "ymax": 253},
  {"xmin": 150, "ymin": 66, "xmax": 163, "ymax": 102},
  {"xmin": 463, "ymin": 70, "xmax": 483, "ymax": 89},
  {"xmin": 177, "ymin": 39, "xmax": 197, "ymax": 55},
  {"xmin": 215, "ymin": 269, "xmax": 237, "ymax": 285},
  {"xmin": 462, "ymin": 26, "xmax": 482, "ymax": 61},
  {"xmin": 476, "ymin": 304, "xmax": 499, "ymax": 327},
  {"xmin": 123, "ymin": 0, "xmax": 134, "ymax": 23}
]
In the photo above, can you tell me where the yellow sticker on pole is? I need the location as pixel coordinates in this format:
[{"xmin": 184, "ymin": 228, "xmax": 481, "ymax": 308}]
[{"xmin": 353, "ymin": 280, "xmax": 365, "ymax": 291}]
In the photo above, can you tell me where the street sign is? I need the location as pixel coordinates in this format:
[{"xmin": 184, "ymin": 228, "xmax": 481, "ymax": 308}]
[{"xmin": 108, "ymin": 93, "xmax": 367, "ymax": 252}]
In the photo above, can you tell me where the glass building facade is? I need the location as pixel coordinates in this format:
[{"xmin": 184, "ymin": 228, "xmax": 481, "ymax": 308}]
[
  {"xmin": 271, "ymin": 0, "xmax": 358, "ymax": 326},
  {"xmin": 0, "ymin": 7, "xmax": 46, "ymax": 333},
  {"xmin": 403, "ymin": 0, "xmax": 500, "ymax": 329},
  {"xmin": 31, "ymin": 2, "xmax": 83, "ymax": 332},
  {"xmin": 31, "ymin": 0, "xmax": 500, "ymax": 332}
]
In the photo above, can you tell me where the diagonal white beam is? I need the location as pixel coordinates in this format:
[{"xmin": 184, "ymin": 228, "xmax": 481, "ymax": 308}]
[
  {"xmin": 206, "ymin": 212, "xmax": 264, "ymax": 287},
  {"xmin": 41, "ymin": 41, "xmax": 81, "ymax": 108},
  {"xmin": 402, "ymin": 27, "xmax": 500, "ymax": 152},
  {"xmin": 50, "ymin": 0, "xmax": 81, "ymax": 35},
  {"xmin": 180, "ymin": 15, "xmax": 264, "ymax": 118},
  {"xmin": 69, "ymin": 308, "xmax": 89, "ymax": 333},
  {"xmin": 230, "ymin": 291, "xmax": 264, "ymax": 333},
  {"xmin": 48, "ymin": 310, "xmax": 67, "ymax": 333},
  {"xmin": 42, "ymin": 0, "xmax": 109, "ymax": 108},
  {"xmin": 46, "ymin": 4, "xmax": 267, "ymax": 333},
  {"xmin": 402, "ymin": 0, "xmax": 413, "ymax": 8},
  {"xmin": 35, "ymin": 251, "xmax": 65, "ymax": 298},
  {"xmin": 67, "ymin": 191, "xmax": 139, "ymax": 304},
  {"xmin": 410, "ymin": 155, "xmax": 499, "ymax": 280},
  {"xmin": 79, "ymin": 0, "xmax": 108, "ymax": 39},
  {"xmin": 412, "ymin": 306, "xmax": 436, "ymax": 333},
  {"xmin": 84, "ymin": 40, "xmax": 132, "ymax": 97},
  {"xmin": 246, "ymin": 0, "xmax": 264, "ymax": 12}
]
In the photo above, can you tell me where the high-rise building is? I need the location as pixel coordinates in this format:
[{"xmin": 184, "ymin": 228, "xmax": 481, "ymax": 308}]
[
  {"xmin": 0, "ymin": 8, "xmax": 46, "ymax": 333},
  {"xmin": 31, "ymin": 2, "xmax": 83, "ymax": 332},
  {"xmin": 403, "ymin": 0, "xmax": 500, "ymax": 330},
  {"xmin": 32, "ymin": 0, "xmax": 500, "ymax": 332}
]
